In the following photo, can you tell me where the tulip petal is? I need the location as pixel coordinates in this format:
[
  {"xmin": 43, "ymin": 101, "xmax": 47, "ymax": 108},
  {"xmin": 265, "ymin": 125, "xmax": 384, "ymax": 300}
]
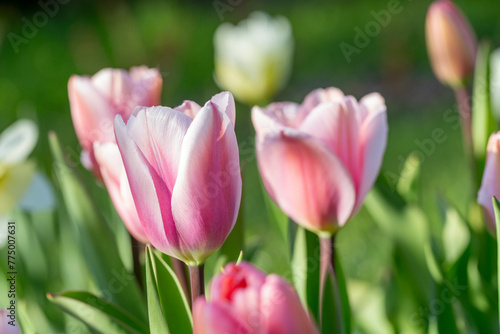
[
  {"xmin": 171, "ymin": 102, "xmax": 242, "ymax": 263},
  {"xmin": 260, "ymin": 275, "xmax": 317, "ymax": 334},
  {"xmin": 478, "ymin": 133, "xmax": 500, "ymax": 232},
  {"xmin": 251, "ymin": 102, "xmax": 301, "ymax": 138},
  {"xmin": 94, "ymin": 142, "xmax": 148, "ymax": 244},
  {"xmin": 300, "ymin": 87, "xmax": 345, "ymax": 115},
  {"xmin": 193, "ymin": 299, "xmax": 249, "ymax": 334},
  {"xmin": 68, "ymin": 75, "xmax": 116, "ymax": 148},
  {"xmin": 257, "ymin": 130, "xmax": 355, "ymax": 233},
  {"xmin": 127, "ymin": 107, "xmax": 192, "ymax": 192},
  {"xmin": 174, "ymin": 100, "xmax": 202, "ymax": 120},
  {"xmin": 355, "ymin": 95, "xmax": 388, "ymax": 213},
  {"xmin": 300, "ymin": 98, "xmax": 362, "ymax": 192},
  {"xmin": 211, "ymin": 91, "xmax": 236, "ymax": 127},
  {"xmin": 115, "ymin": 115, "xmax": 176, "ymax": 257}
]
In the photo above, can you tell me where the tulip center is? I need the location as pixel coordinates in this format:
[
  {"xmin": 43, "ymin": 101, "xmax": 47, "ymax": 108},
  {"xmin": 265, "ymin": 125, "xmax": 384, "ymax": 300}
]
[{"xmin": 220, "ymin": 272, "xmax": 248, "ymax": 301}]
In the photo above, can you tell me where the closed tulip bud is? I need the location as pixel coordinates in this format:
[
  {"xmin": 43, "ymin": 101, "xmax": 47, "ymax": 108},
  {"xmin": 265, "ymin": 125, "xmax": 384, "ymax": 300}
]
[
  {"xmin": 68, "ymin": 66, "xmax": 162, "ymax": 177},
  {"xmin": 253, "ymin": 88, "xmax": 387, "ymax": 236},
  {"xmin": 193, "ymin": 261, "xmax": 317, "ymax": 334},
  {"xmin": 94, "ymin": 142, "xmax": 148, "ymax": 244},
  {"xmin": 114, "ymin": 92, "xmax": 242, "ymax": 265},
  {"xmin": 214, "ymin": 12, "xmax": 294, "ymax": 105},
  {"xmin": 477, "ymin": 132, "xmax": 500, "ymax": 233},
  {"xmin": 425, "ymin": 0, "xmax": 477, "ymax": 88}
]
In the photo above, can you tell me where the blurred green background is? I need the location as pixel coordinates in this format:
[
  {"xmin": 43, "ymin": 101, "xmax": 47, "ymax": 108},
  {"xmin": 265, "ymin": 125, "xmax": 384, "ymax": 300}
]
[{"xmin": 1, "ymin": 0, "xmax": 500, "ymax": 332}]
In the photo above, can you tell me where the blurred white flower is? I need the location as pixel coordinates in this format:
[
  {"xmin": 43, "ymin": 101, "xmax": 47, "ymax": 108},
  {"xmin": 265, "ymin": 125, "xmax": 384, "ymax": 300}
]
[
  {"xmin": 214, "ymin": 12, "xmax": 294, "ymax": 105},
  {"xmin": 0, "ymin": 119, "xmax": 55, "ymax": 247}
]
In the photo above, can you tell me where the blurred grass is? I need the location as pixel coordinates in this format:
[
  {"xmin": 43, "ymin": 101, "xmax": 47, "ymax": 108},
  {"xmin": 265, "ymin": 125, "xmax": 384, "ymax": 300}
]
[{"xmin": 0, "ymin": 0, "xmax": 498, "ymax": 298}]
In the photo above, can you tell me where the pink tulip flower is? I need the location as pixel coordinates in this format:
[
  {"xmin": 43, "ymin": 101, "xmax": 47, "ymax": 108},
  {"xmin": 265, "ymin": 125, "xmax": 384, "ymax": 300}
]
[
  {"xmin": 193, "ymin": 261, "xmax": 317, "ymax": 334},
  {"xmin": 426, "ymin": 0, "xmax": 477, "ymax": 88},
  {"xmin": 94, "ymin": 142, "xmax": 148, "ymax": 244},
  {"xmin": 477, "ymin": 132, "xmax": 500, "ymax": 233},
  {"xmin": 253, "ymin": 87, "xmax": 387, "ymax": 235},
  {"xmin": 68, "ymin": 66, "xmax": 162, "ymax": 177},
  {"xmin": 114, "ymin": 92, "xmax": 242, "ymax": 265}
]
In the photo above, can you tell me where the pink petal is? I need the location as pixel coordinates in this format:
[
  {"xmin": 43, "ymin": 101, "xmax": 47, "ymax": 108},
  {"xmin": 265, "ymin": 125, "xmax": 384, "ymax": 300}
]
[
  {"xmin": 211, "ymin": 91, "xmax": 236, "ymax": 127},
  {"xmin": 171, "ymin": 101, "xmax": 242, "ymax": 263},
  {"xmin": 174, "ymin": 100, "xmax": 202, "ymax": 120},
  {"xmin": 94, "ymin": 142, "xmax": 148, "ymax": 244},
  {"xmin": 251, "ymin": 102, "xmax": 301, "ymax": 139},
  {"xmin": 478, "ymin": 132, "xmax": 500, "ymax": 232},
  {"xmin": 300, "ymin": 97, "xmax": 362, "ymax": 192},
  {"xmin": 260, "ymin": 275, "xmax": 318, "ymax": 334},
  {"xmin": 193, "ymin": 299, "xmax": 249, "ymax": 334},
  {"xmin": 127, "ymin": 107, "xmax": 192, "ymax": 192},
  {"xmin": 355, "ymin": 95, "xmax": 388, "ymax": 213},
  {"xmin": 114, "ymin": 115, "xmax": 177, "ymax": 257},
  {"xmin": 129, "ymin": 66, "xmax": 163, "ymax": 109},
  {"xmin": 256, "ymin": 130, "xmax": 355, "ymax": 233},
  {"xmin": 68, "ymin": 75, "xmax": 115, "ymax": 150},
  {"xmin": 299, "ymin": 87, "xmax": 345, "ymax": 116}
]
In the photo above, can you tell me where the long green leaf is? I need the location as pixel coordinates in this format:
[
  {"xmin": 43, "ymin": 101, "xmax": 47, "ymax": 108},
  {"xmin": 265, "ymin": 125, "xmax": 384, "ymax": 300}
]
[
  {"xmin": 291, "ymin": 227, "xmax": 321, "ymax": 323},
  {"xmin": 492, "ymin": 196, "xmax": 500, "ymax": 332},
  {"xmin": 48, "ymin": 132, "xmax": 146, "ymax": 321},
  {"xmin": 152, "ymin": 250, "xmax": 192, "ymax": 334},
  {"xmin": 48, "ymin": 291, "xmax": 148, "ymax": 334},
  {"xmin": 472, "ymin": 41, "xmax": 495, "ymax": 182},
  {"xmin": 145, "ymin": 246, "xmax": 170, "ymax": 334}
]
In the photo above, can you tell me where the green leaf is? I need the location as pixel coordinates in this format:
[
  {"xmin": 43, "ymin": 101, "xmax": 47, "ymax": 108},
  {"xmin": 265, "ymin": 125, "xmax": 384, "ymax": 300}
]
[
  {"xmin": 492, "ymin": 196, "xmax": 500, "ymax": 331},
  {"xmin": 472, "ymin": 41, "xmax": 495, "ymax": 182},
  {"xmin": 152, "ymin": 250, "xmax": 193, "ymax": 333},
  {"xmin": 261, "ymin": 183, "xmax": 289, "ymax": 246},
  {"xmin": 48, "ymin": 132, "xmax": 146, "ymax": 321},
  {"xmin": 321, "ymin": 270, "xmax": 346, "ymax": 334},
  {"xmin": 334, "ymin": 252, "xmax": 351, "ymax": 334},
  {"xmin": 291, "ymin": 227, "xmax": 321, "ymax": 323},
  {"xmin": 396, "ymin": 153, "xmax": 421, "ymax": 203},
  {"xmin": 47, "ymin": 291, "xmax": 148, "ymax": 334},
  {"xmin": 145, "ymin": 246, "xmax": 170, "ymax": 334},
  {"xmin": 219, "ymin": 191, "xmax": 244, "ymax": 264}
]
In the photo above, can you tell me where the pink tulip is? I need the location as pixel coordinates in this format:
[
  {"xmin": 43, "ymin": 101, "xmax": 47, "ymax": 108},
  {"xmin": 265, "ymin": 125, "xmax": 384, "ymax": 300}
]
[
  {"xmin": 114, "ymin": 92, "xmax": 241, "ymax": 265},
  {"xmin": 68, "ymin": 66, "xmax": 162, "ymax": 177},
  {"xmin": 477, "ymin": 132, "xmax": 500, "ymax": 233},
  {"xmin": 0, "ymin": 309, "xmax": 19, "ymax": 334},
  {"xmin": 94, "ymin": 142, "xmax": 148, "ymax": 244},
  {"xmin": 426, "ymin": 0, "xmax": 477, "ymax": 88},
  {"xmin": 193, "ymin": 261, "xmax": 317, "ymax": 334},
  {"xmin": 253, "ymin": 88, "xmax": 387, "ymax": 235}
]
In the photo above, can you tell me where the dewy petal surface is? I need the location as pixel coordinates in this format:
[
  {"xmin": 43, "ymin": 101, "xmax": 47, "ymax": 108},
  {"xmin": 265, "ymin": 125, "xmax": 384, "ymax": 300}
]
[{"xmin": 256, "ymin": 130, "xmax": 355, "ymax": 233}]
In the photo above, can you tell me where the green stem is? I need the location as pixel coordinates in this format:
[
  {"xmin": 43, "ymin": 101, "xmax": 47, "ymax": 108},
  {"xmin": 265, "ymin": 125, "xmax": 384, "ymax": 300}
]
[
  {"xmin": 171, "ymin": 257, "xmax": 191, "ymax": 308},
  {"xmin": 189, "ymin": 264, "xmax": 205, "ymax": 309}
]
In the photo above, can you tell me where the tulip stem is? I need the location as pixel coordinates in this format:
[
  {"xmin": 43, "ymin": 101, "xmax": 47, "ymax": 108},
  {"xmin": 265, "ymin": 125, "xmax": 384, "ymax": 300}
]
[
  {"xmin": 454, "ymin": 86, "xmax": 477, "ymax": 192},
  {"xmin": 171, "ymin": 258, "xmax": 191, "ymax": 307},
  {"xmin": 319, "ymin": 235, "xmax": 336, "ymax": 318},
  {"xmin": 131, "ymin": 236, "xmax": 144, "ymax": 291},
  {"xmin": 189, "ymin": 264, "xmax": 205, "ymax": 308}
]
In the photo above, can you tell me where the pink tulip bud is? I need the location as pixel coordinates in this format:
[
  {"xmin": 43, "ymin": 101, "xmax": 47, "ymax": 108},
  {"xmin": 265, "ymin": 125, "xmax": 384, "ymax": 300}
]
[
  {"xmin": 0, "ymin": 309, "xmax": 19, "ymax": 334},
  {"xmin": 94, "ymin": 142, "xmax": 148, "ymax": 244},
  {"xmin": 253, "ymin": 88, "xmax": 387, "ymax": 235},
  {"xmin": 114, "ymin": 92, "xmax": 241, "ymax": 265},
  {"xmin": 193, "ymin": 261, "xmax": 317, "ymax": 334},
  {"xmin": 68, "ymin": 66, "xmax": 162, "ymax": 177},
  {"xmin": 477, "ymin": 132, "xmax": 500, "ymax": 233},
  {"xmin": 425, "ymin": 0, "xmax": 477, "ymax": 88}
]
